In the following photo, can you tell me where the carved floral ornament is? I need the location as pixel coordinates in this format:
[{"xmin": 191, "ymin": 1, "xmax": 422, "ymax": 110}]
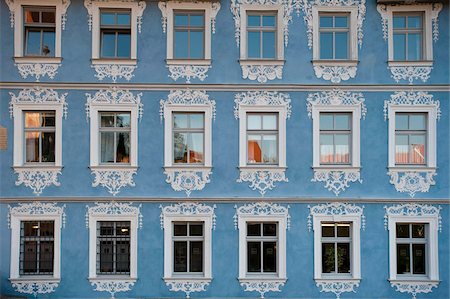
[
  {"xmin": 234, "ymin": 91, "xmax": 292, "ymax": 120},
  {"xmin": 160, "ymin": 202, "xmax": 217, "ymax": 229},
  {"xmin": 383, "ymin": 91, "xmax": 441, "ymax": 121},
  {"xmin": 91, "ymin": 280, "xmax": 135, "ymax": 298},
  {"xmin": 306, "ymin": 89, "xmax": 366, "ymax": 119},
  {"xmin": 86, "ymin": 201, "xmax": 143, "ymax": 229},
  {"xmin": 92, "ymin": 64, "xmax": 137, "ymax": 83},
  {"xmin": 16, "ymin": 63, "xmax": 61, "ymax": 82},
  {"xmin": 307, "ymin": 202, "xmax": 365, "ymax": 232},
  {"xmin": 384, "ymin": 203, "xmax": 442, "ymax": 232},
  {"xmin": 8, "ymin": 202, "xmax": 66, "ymax": 229},
  {"xmin": 234, "ymin": 202, "xmax": 291, "ymax": 230},
  {"xmin": 160, "ymin": 89, "xmax": 216, "ymax": 121}
]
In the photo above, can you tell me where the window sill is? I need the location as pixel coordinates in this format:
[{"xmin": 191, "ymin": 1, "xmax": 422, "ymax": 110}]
[
  {"xmin": 388, "ymin": 166, "xmax": 436, "ymax": 172},
  {"xmin": 166, "ymin": 59, "xmax": 211, "ymax": 66},
  {"xmin": 164, "ymin": 165, "xmax": 212, "ymax": 171},
  {"xmin": 239, "ymin": 59, "xmax": 285, "ymax": 66},
  {"xmin": 313, "ymin": 166, "xmax": 360, "ymax": 171},
  {"xmin": 239, "ymin": 277, "xmax": 287, "ymax": 282},
  {"xmin": 90, "ymin": 165, "xmax": 138, "ymax": 171},
  {"xmin": 14, "ymin": 57, "xmax": 62, "ymax": 64},
  {"xmin": 10, "ymin": 277, "xmax": 60, "ymax": 283},
  {"xmin": 239, "ymin": 165, "xmax": 286, "ymax": 171},
  {"xmin": 388, "ymin": 60, "xmax": 433, "ymax": 67},
  {"xmin": 315, "ymin": 277, "xmax": 360, "ymax": 283},
  {"xmin": 312, "ymin": 60, "xmax": 358, "ymax": 67},
  {"xmin": 13, "ymin": 165, "xmax": 63, "ymax": 171},
  {"xmin": 89, "ymin": 277, "xmax": 137, "ymax": 282},
  {"xmin": 164, "ymin": 277, "xmax": 212, "ymax": 282},
  {"xmin": 91, "ymin": 58, "xmax": 137, "ymax": 66}
]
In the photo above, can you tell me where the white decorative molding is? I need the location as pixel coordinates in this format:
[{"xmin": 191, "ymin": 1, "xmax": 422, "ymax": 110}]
[
  {"xmin": 86, "ymin": 201, "xmax": 143, "ymax": 229},
  {"xmin": 316, "ymin": 280, "xmax": 359, "ymax": 299},
  {"xmin": 234, "ymin": 91, "xmax": 292, "ymax": 119},
  {"xmin": 9, "ymin": 87, "xmax": 68, "ymax": 119},
  {"xmin": 240, "ymin": 280, "xmax": 285, "ymax": 299},
  {"xmin": 383, "ymin": 91, "xmax": 441, "ymax": 121},
  {"xmin": 308, "ymin": 202, "xmax": 365, "ymax": 232},
  {"xmin": 92, "ymin": 64, "xmax": 136, "ymax": 83},
  {"xmin": 90, "ymin": 279, "xmax": 135, "ymax": 298},
  {"xmin": 234, "ymin": 202, "xmax": 290, "ymax": 230},
  {"xmin": 390, "ymin": 281, "xmax": 439, "ymax": 299},
  {"xmin": 306, "ymin": 89, "xmax": 366, "ymax": 119},
  {"xmin": 295, "ymin": 0, "xmax": 366, "ymax": 49},
  {"xmin": 8, "ymin": 202, "xmax": 66, "ymax": 229},
  {"xmin": 165, "ymin": 280, "xmax": 210, "ymax": 298},
  {"xmin": 241, "ymin": 64, "xmax": 283, "ymax": 83},
  {"xmin": 164, "ymin": 168, "xmax": 212, "ymax": 197},
  {"xmin": 388, "ymin": 170, "xmax": 437, "ymax": 198},
  {"xmin": 312, "ymin": 169, "xmax": 362, "ymax": 196},
  {"xmin": 90, "ymin": 168, "xmax": 138, "ymax": 196},
  {"xmin": 314, "ymin": 65, "xmax": 357, "ymax": 83},
  {"xmin": 11, "ymin": 281, "xmax": 60, "ymax": 297},
  {"xmin": 167, "ymin": 65, "xmax": 210, "ymax": 83},
  {"xmin": 160, "ymin": 202, "xmax": 216, "ymax": 229},
  {"xmin": 15, "ymin": 63, "xmax": 60, "ymax": 82},
  {"xmin": 389, "ymin": 66, "xmax": 433, "ymax": 84},
  {"xmin": 14, "ymin": 168, "xmax": 62, "ymax": 196},
  {"xmin": 160, "ymin": 89, "xmax": 216, "ymax": 121},
  {"xmin": 237, "ymin": 168, "xmax": 288, "ymax": 197},
  {"xmin": 384, "ymin": 203, "xmax": 442, "ymax": 232}
]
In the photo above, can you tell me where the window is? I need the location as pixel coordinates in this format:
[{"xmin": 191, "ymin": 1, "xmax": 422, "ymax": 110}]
[
  {"xmin": 173, "ymin": 113, "xmax": 204, "ymax": 165},
  {"xmin": 100, "ymin": 9, "xmax": 131, "ymax": 58},
  {"xmin": 173, "ymin": 222, "xmax": 204, "ymax": 274},
  {"xmin": 99, "ymin": 112, "xmax": 131, "ymax": 164},
  {"xmin": 321, "ymin": 223, "xmax": 351, "ymax": 276},
  {"xmin": 20, "ymin": 221, "xmax": 55, "ymax": 275},
  {"xmin": 246, "ymin": 222, "xmax": 277, "ymax": 274},
  {"xmin": 396, "ymin": 223, "xmax": 427, "ymax": 276},
  {"xmin": 319, "ymin": 113, "xmax": 351, "ymax": 165},
  {"xmin": 393, "ymin": 13, "xmax": 423, "ymax": 61},
  {"xmin": 247, "ymin": 12, "xmax": 277, "ymax": 60},
  {"xmin": 24, "ymin": 111, "xmax": 56, "ymax": 164},
  {"xmin": 97, "ymin": 221, "xmax": 131, "ymax": 275},
  {"xmin": 246, "ymin": 113, "xmax": 278, "ymax": 165},
  {"xmin": 23, "ymin": 7, "xmax": 56, "ymax": 57},
  {"xmin": 395, "ymin": 113, "xmax": 427, "ymax": 165},
  {"xmin": 174, "ymin": 12, "xmax": 205, "ymax": 59},
  {"xmin": 319, "ymin": 13, "xmax": 349, "ymax": 60}
]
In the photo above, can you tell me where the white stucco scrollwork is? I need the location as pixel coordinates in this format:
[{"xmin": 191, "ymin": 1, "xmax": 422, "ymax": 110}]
[
  {"xmin": 240, "ymin": 280, "xmax": 285, "ymax": 298},
  {"xmin": 308, "ymin": 202, "xmax": 365, "ymax": 232},
  {"xmin": 160, "ymin": 202, "xmax": 216, "ymax": 230},
  {"xmin": 92, "ymin": 64, "xmax": 136, "ymax": 83},
  {"xmin": 241, "ymin": 64, "xmax": 283, "ymax": 83},
  {"xmin": 14, "ymin": 168, "xmax": 62, "ymax": 196},
  {"xmin": 16, "ymin": 63, "xmax": 61, "ymax": 82},
  {"xmin": 165, "ymin": 280, "xmax": 210, "ymax": 299},
  {"xmin": 312, "ymin": 169, "xmax": 362, "ymax": 196},
  {"xmin": 91, "ymin": 168, "xmax": 138, "ymax": 196},
  {"xmin": 316, "ymin": 280, "xmax": 359, "ymax": 299},
  {"xmin": 389, "ymin": 66, "xmax": 433, "ymax": 85},
  {"xmin": 11, "ymin": 281, "xmax": 60, "ymax": 297},
  {"xmin": 384, "ymin": 203, "xmax": 442, "ymax": 232},
  {"xmin": 237, "ymin": 169, "xmax": 288, "ymax": 197},
  {"xmin": 387, "ymin": 170, "xmax": 437, "ymax": 198},
  {"xmin": 160, "ymin": 89, "xmax": 216, "ymax": 122},
  {"xmin": 8, "ymin": 202, "xmax": 66, "ymax": 229},
  {"xmin": 234, "ymin": 91, "xmax": 292, "ymax": 119},
  {"xmin": 234, "ymin": 202, "xmax": 290, "ymax": 230},
  {"xmin": 164, "ymin": 168, "xmax": 212, "ymax": 197},
  {"xmin": 86, "ymin": 201, "xmax": 143, "ymax": 229},
  {"xmin": 306, "ymin": 89, "xmax": 366, "ymax": 119},
  {"xmin": 167, "ymin": 65, "xmax": 211, "ymax": 83},
  {"xmin": 390, "ymin": 281, "xmax": 439, "ymax": 299},
  {"xmin": 90, "ymin": 280, "xmax": 135, "ymax": 298},
  {"xmin": 313, "ymin": 65, "xmax": 357, "ymax": 83}
]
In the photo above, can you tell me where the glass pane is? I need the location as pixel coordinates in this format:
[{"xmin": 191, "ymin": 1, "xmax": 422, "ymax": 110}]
[
  {"xmin": 337, "ymin": 243, "xmax": 350, "ymax": 273},
  {"xmin": 320, "ymin": 32, "xmax": 333, "ymax": 59},
  {"xmin": 41, "ymin": 132, "xmax": 55, "ymax": 162},
  {"xmin": 40, "ymin": 221, "xmax": 54, "ymax": 236},
  {"xmin": 101, "ymin": 32, "xmax": 116, "ymax": 57},
  {"xmin": 174, "ymin": 132, "xmax": 188, "ymax": 163},
  {"xmin": 175, "ymin": 14, "xmax": 188, "ymax": 26},
  {"xmin": 320, "ymin": 16, "xmax": 333, "ymax": 27},
  {"xmin": 25, "ymin": 10, "xmax": 40, "ymax": 23},
  {"xmin": 174, "ymin": 241, "xmax": 187, "ymax": 272},
  {"xmin": 117, "ymin": 13, "xmax": 131, "ymax": 25},
  {"xmin": 335, "ymin": 114, "xmax": 350, "ymax": 130},
  {"xmin": 100, "ymin": 222, "xmax": 114, "ymax": 236},
  {"xmin": 100, "ymin": 132, "xmax": 115, "ymax": 163},
  {"xmin": 116, "ymin": 222, "xmax": 130, "ymax": 236},
  {"xmin": 190, "ymin": 14, "xmax": 204, "ymax": 27},
  {"xmin": 25, "ymin": 132, "xmax": 39, "ymax": 162},
  {"xmin": 189, "ymin": 133, "xmax": 204, "ymax": 163},
  {"xmin": 26, "ymin": 30, "xmax": 41, "ymax": 55},
  {"xmin": 247, "ymin": 242, "xmax": 261, "ymax": 272},
  {"xmin": 100, "ymin": 114, "xmax": 115, "ymax": 127},
  {"xmin": 116, "ymin": 113, "xmax": 131, "ymax": 127},
  {"xmin": 100, "ymin": 241, "xmax": 114, "ymax": 273},
  {"xmin": 397, "ymin": 244, "xmax": 410, "ymax": 274},
  {"xmin": 116, "ymin": 132, "xmax": 130, "ymax": 163},
  {"xmin": 247, "ymin": 15, "xmax": 260, "ymax": 27},
  {"xmin": 262, "ymin": 135, "xmax": 277, "ymax": 163},
  {"xmin": 174, "ymin": 224, "xmax": 187, "ymax": 236},
  {"xmin": 262, "ymin": 114, "xmax": 277, "ymax": 130},
  {"xmin": 321, "ymin": 224, "xmax": 335, "ymax": 237},
  {"xmin": 189, "ymin": 224, "xmax": 203, "ymax": 236},
  {"xmin": 337, "ymin": 224, "xmax": 350, "ymax": 237},
  {"xmin": 263, "ymin": 242, "xmax": 276, "ymax": 272},
  {"xmin": 42, "ymin": 31, "xmax": 55, "ymax": 56},
  {"xmin": 173, "ymin": 113, "xmax": 188, "ymax": 128},
  {"xmin": 335, "ymin": 32, "xmax": 348, "ymax": 59},
  {"xmin": 393, "ymin": 16, "xmax": 406, "ymax": 28},
  {"xmin": 408, "ymin": 33, "xmax": 422, "ymax": 61},
  {"xmin": 396, "ymin": 114, "xmax": 409, "ymax": 130},
  {"xmin": 412, "ymin": 244, "xmax": 426, "ymax": 274},
  {"xmin": 247, "ymin": 134, "xmax": 262, "ymax": 163},
  {"xmin": 263, "ymin": 15, "xmax": 275, "ymax": 27},
  {"xmin": 190, "ymin": 241, "xmax": 203, "ymax": 272},
  {"xmin": 42, "ymin": 112, "xmax": 55, "ymax": 127},
  {"xmin": 24, "ymin": 222, "xmax": 39, "ymax": 236},
  {"xmin": 247, "ymin": 114, "xmax": 261, "ymax": 130},
  {"xmin": 263, "ymin": 223, "xmax": 277, "ymax": 236},
  {"xmin": 412, "ymin": 224, "xmax": 425, "ymax": 238},
  {"xmin": 322, "ymin": 243, "xmax": 335, "ymax": 273},
  {"xmin": 393, "ymin": 34, "xmax": 406, "ymax": 61},
  {"xmin": 248, "ymin": 31, "xmax": 261, "ymax": 58},
  {"xmin": 320, "ymin": 134, "xmax": 334, "ymax": 163},
  {"xmin": 174, "ymin": 30, "xmax": 189, "ymax": 59},
  {"xmin": 117, "ymin": 33, "xmax": 131, "ymax": 58},
  {"xmin": 23, "ymin": 241, "xmax": 37, "ymax": 273},
  {"xmin": 25, "ymin": 112, "xmax": 41, "ymax": 128},
  {"xmin": 247, "ymin": 223, "xmax": 261, "ymax": 236},
  {"xmin": 409, "ymin": 114, "xmax": 426, "ymax": 130},
  {"xmin": 262, "ymin": 31, "xmax": 275, "ymax": 59},
  {"xmin": 41, "ymin": 11, "xmax": 55, "ymax": 24},
  {"xmin": 335, "ymin": 16, "xmax": 348, "ymax": 28},
  {"xmin": 410, "ymin": 134, "xmax": 426, "ymax": 164},
  {"xmin": 101, "ymin": 13, "xmax": 115, "ymax": 25},
  {"xmin": 39, "ymin": 241, "xmax": 54, "ymax": 273},
  {"xmin": 334, "ymin": 134, "xmax": 350, "ymax": 163},
  {"xmin": 190, "ymin": 30, "xmax": 204, "ymax": 59},
  {"xmin": 396, "ymin": 224, "xmax": 410, "ymax": 238},
  {"xmin": 116, "ymin": 241, "xmax": 130, "ymax": 272},
  {"xmin": 408, "ymin": 16, "xmax": 422, "ymax": 29},
  {"xmin": 320, "ymin": 114, "xmax": 334, "ymax": 130},
  {"xmin": 190, "ymin": 114, "xmax": 204, "ymax": 129}
]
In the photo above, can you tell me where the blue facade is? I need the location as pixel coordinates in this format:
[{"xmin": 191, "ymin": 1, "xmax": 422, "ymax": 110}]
[{"xmin": 0, "ymin": 0, "xmax": 449, "ymax": 298}]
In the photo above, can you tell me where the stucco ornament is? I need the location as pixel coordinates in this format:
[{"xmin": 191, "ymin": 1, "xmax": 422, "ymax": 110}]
[
  {"xmin": 11, "ymin": 281, "xmax": 60, "ymax": 297},
  {"xmin": 240, "ymin": 280, "xmax": 285, "ymax": 298},
  {"xmin": 234, "ymin": 91, "xmax": 292, "ymax": 119},
  {"xmin": 164, "ymin": 280, "xmax": 210, "ymax": 299},
  {"xmin": 388, "ymin": 170, "xmax": 437, "ymax": 198},
  {"xmin": 316, "ymin": 280, "xmax": 359, "ymax": 299},
  {"xmin": 384, "ymin": 203, "xmax": 442, "ymax": 233},
  {"xmin": 86, "ymin": 202, "xmax": 143, "ymax": 229},
  {"xmin": 308, "ymin": 202, "xmax": 365, "ymax": 232},
  {"xmin": 389, "ymin": 66, "xmax": 433, "ymax": 84},
  {"xmin": 241, "ymin": 64, "xmax": 283, "ymax": 83},
  {"xmin": 90, "ymin": 280, "xmax": 135, "ymax": 298},
  {"xmin": 9, "ymin": 87, "xmax": 68, "ymax": 118},
  {"xmin": 167, "ymin": 65, "xmax": 211, "ymax": 83},
  {"xmin": 237, "ymin": 169, "xmax": 288, "ymax": 196},
  {"xmin": 14, "ymin": 168, "xmax": 62, "ymax": 196},
  {"xmin": 15, "ymin": 63, "xmax": 61, "ymax": 82},
  {"xmin": 234, "ymin": 202, "xmax": 291, "ymax": 230},
  {"xmin": 312, "ymin": 169, "xmax": 362, "ymax": 196},
  {"xmin": 390, "ymin": 281, "xmax": 439, "ymax": 299},
  {"xmin": 164, "ymin": 169, "xmax": 212, "ymax": 197},
  {"xmin": 313, "ymin": 65, "xmax": 357, "ymax": 83},
  {"xmin": 8, "ymin": 202, "xmax": 66, "ymax": 229},
  {"xmin": 383, "ymin": 91, "xmax": 441, "ymax": 121},
  {"xmin": 90, "ymin": 168, "xmax": 137, "ymax": 196},
  {"xmin": 92, "ymin": 64, "xmax": 137, "ymax": 83},
  {"xmin": 160, "ymin": 202, "xmax": 216, "ymax": 229},
  {"xmin": 160, "ymin": 89, "xmax": 216, "ymax": 121},
  {"xmin": 306, "ymin": 89, "xmax": 366, "ymax": 119}
]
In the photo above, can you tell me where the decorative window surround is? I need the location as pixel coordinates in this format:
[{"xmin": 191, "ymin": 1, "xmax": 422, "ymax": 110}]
[
  {"xmin": 86, "ymin": 202, "xmax": 142, "ymax": 298},
  {"xmin": 234, "ymin": 202, "xmax": 290, "ymax": 298},
  {"xmin": 8, "ymin": 202, "xmax": 66, "ymax": 297},
  {"xmin": 160, "ymin": 203, "xmax": 216, "ymax": 298},
  {"xmin": 158, "ymin": 1, "xmax": 220, "ymax": 83},
  {"xmin": 84, "ymin": 0, "xmax": 147, "ymax": 82},
  {"xmin": 5, "ymin": 0, "xmax": 70, "ymax": 81},
  {"xmin": 384, "ymin": 203, "xmax": 441, "ymax": 299},
  {"xmin": 377, "ymin": 3, "xmax": 442, "ymax": 84},
  {"xmin": 86, "ymin": 87, "xmax": 143, "ymax": 196},
  {"xmin": 307, "ymin": 89, "xmax": 366, "ymax": 196},
  {"xmin": 384, "ymin": 91, "xmax": 440, "ymax": 197},
  {"xmin": 231, "ymin": 1, "xmax": 294, "ymax": 83},
  {"xmin": 295, "ymin": 0, "xmax": 366, "ymax": 83},
  {"xmin": 234, "ymin": 91, "xmax": 291, "ymax": 196},
  {"xmin": 308, "ymin": 203, "xmax": 364, "ymax": 299},
  {"xmin": 9, "ymin": 87, "xmax": 68, "ymax": 196},
  {"xmin": 160, "ymin": 90, "xmax": 215, "ymax": 197}
]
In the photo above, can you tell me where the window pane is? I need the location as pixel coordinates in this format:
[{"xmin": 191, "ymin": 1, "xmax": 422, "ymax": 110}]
[
  {"xmin": 320, "ymin": 114, "xmax": 334, "ymax": 130},
  {"xmin": 248, "ymin": 134, "xmax": 262, "ymax": 163},
  {"xmin": 190, "ymin": 30, "xmax": 204, "ymax": 59},
  {"xmin": 320, "ymin": 16, "xmax": 333, "ymax": 27},
  {"xmin": 174, "ymin": 132, "xmax": 188, "ymax": 163},
  {"xmin": 247, "ymin": 223, "xmax": 261, "ymax": 236},
  {"xmin": 337, "ymin": 243, "xmax": 350, "ymax": 273},
  {"xmin": 335, "ymin": 16, "xmax": 348, "ymax": 28},
  {"xmin": 393, "ymin": 34, "xmax": 406, "ymax": 61},
  {"xmin": 116, "ymin": 113, "xmax": 131, "ymax": 127},
  {"xmin": 396, "ymin": 114, "xmax": 409, "ymax": 130},
  {"xmin": 116, "ymin": 222, "xmax": 130, "ymax": 236},
  {"xmin": 116, "ymin": 132, "xmax": 130, "ymax": 163},
  {"xmin": 248, "ymin": 31, "xmax": 261, "ymax": 58},
  {"xmin": 174, "ymin": 224, "xmax": 187, "ymax": 236},
  {"xmin": 26, "ymin": 30, "xmax": 41, "ymax": 55},
  {"xmin": 117, "ymin": 13, "xmax": 131, "ymax": 25},
  {"xmin": 247, "ymin": 114, "xmax": 261, "ymax": 130},
  {"xmin": 175, "ymin": 14, "xmax": 188, "ymax": 26},
  {"xmin": 408, "ymin": 33, "xmax": 422, "ymax": 60},
  {"xmin": 335, "ymin": 32, "xmax": 348, "ymax": 59},
  {"xmin": 412, "ymin": 224, "xmax": 425, "ymax": 238},
  {"xmin": 410, "ymin": 134, "xmax": 426, "ymax": 164},
  {"xmin": 337, "ymin": 224, "xmax": 350, "ymax": 237},
  {"xmin": 101, "ymin": 132, "xmax": 115, "ymax": 163},
  {"xmin": 320, "ymin": 134, "xmax": 334, "ymax": 163},
  {"xmin": 409, "ymin": 114, "xmax": 426, "ymax": 130},
  {"xmin": 397, "ymin": 244, "xmax": 410, "ymax": 274},
  {"xmin": 321, "ymin": 225, "xmax": 335, "ymax": 237},
  {"xmin": 262, "ymin": 135, "xmax": 277, "ymax": 163},
  {"xmin": 263, "ymin": 223, "xmax": 277, "ymax": 236},
  {"xmin": 174, "ymin": 241, "xmax": 187, "ymax": 272},
  {"xmin": 101, "ymin": 13, "xmax": 115, "ymax": 25},
  {"xmin": 25, "ymin": 112, "xmax": 41, "ymax": 128},
  {"xmin": 41, "ymin": 221, "xmax": 54, "ymax": 236},
  {"xmin": 99, "ymin": 221, "xmax": 114, "ymax": 236},
  {"xmin": 25, "ymin": 10, "xmax": 40, "ymax": 23},
  {"xmin": 42, "ymin": 112, "xmax": 55, "ymax": 127},
  {"xmin": 189, "ymin": 133, "xmax": 204, "ymax": 163},
  {"xmin": 23, "ymin": 241, "xmax": 37, "ymax": 273},
  {"xmin": 396, "ymin": 223, "xmax": 410, "ymax": 238},
  {"xmin": 39, "ymin": 241, "xmax": 54, "ymax": 273},
  {"xmin": 263, "ymin": 242, "xmax": 276, "ymax": 272},
  {"xmin": 117, "ymin": 33, "xmax": 131, "ymax": 58},
  {"xmin": 408, "ymin": 16, "xmax": 422, "ymax": 29},
  {"xmin": 41, "ymin": 132, "xmax": 55, "ymax": 162},
  {"xmin": 262, "ymin": 15, "xmax": 275, "ymax": 27},
  {"xmin": 393, "ymin": 16, "xmax": 406, "ymax": 28},
  {"xmin": 174, "ymin": 30, "xmax": 189, "ymax": 59},
  {"xmin": 262, "ymin": 31, "xmax": 275, "ymax": 59},
  {"xmin": 335, "ymin": 114, "xmax": 350, "ymax": 130},
  {"xmin": 190, "ymin": 114, "xmax": 204, "ymax": 129},
  {"xmin": 322, "ymin": 243, "xmax": 335, "ymax": 273},
  {"xmin": 173, "ymin": 113, "xmax": 188, "ymax": 129},
  {"xmin": 25, "ymin": 132, "xmax": 39, "ymax": 162},
  {"xmin": 190, "ymin": 14, "xmax": 204, "ymax": 27},
  {"xmin": 190, "ymin": 241, "xmax": 203, "ymax": 272},
  {"xmin": 412, "ymin": 244, "xmax": 426, "ymax": 274},
  {"xmin": 42, "ymin": 31, "xmax": 55, "ymax": 56},
  {"xmin": 189, "ymin": 224, "xmax": 203, "ymax": 236},
  {"xmin": 247, "ymin": 242, "xmax": 261, "ymax": 272},
  {"xmin": 334, "ymin": 134, "xmax": 350, "ymax": 163},
  {"xmin": 24, "ymin": 222, "xmax": 39, "ymax": 236},
  {"xmin": 116, "ymin": 241, "xmax": 130, "ymax": 272},
  {"xmin": 100, "ymin": 241, "xmax": 114, "ymax": 273},
  {"xmin": 101, "ymin": 32, "xmax": 116, "ymax": 57},
  {"xmin": 320, "ymin": 32, "xmax": 333, "ymax": 59},
  {"xmin": 101, "ymin": 114, "xmax": 115, "ymax": 127},
  {"xmin": 247, "ymin": 15, "xmax": 260, "ymax": 27},
  {"xmin": 262, "ymin": 114, "xmax": 277, "ymax": 130},
  {"xmin": 395, "ymin": 134, "xmax": 409, "ymax": 164}
]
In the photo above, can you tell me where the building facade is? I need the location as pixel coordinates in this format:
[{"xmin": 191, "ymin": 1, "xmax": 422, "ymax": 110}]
[{"xmin": 0, "ymin": 0, "xmax": 449, "ymax": 298}]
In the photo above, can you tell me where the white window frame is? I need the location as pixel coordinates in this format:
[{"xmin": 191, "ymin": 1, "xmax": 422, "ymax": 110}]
[
  {"xmin": 387, "ymin": 105, "xmax": 437, "ymax": 170},
  {"xmin": 312, "ymin": 6, "xmax": 358, "ymax": 67}
]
